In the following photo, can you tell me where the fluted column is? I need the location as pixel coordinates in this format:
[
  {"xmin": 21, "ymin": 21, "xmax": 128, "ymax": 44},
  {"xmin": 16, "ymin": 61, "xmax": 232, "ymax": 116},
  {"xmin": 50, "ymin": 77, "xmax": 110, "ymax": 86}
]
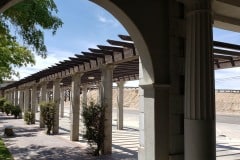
[
  {"xmin": 101, "ymin": 65, "xmax": 114, "ymax": 154},
  {"xmin": 184, "ymin": 1, "xmax": 215, "ymax": 160},
  {"xmin": 70, "ymin": 73, "xmax": 82, "ymax": 141},
  {"xmin": 40, "ymin": 82, "xmax": 47, "ymax": 128},
  {"xmin": 117, "ymin": 80, "xmax": 124, "ymax": 130},
  {"xmin": 53, "ymin": 78, "xmax": 61, "ymax": 134}
]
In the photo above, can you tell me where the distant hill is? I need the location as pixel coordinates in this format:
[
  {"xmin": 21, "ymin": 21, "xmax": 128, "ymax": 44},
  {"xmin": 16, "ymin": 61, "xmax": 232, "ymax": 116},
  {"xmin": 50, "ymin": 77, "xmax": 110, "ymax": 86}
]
[
  {"xmin": 216, "ymin": 92, "xmax": 240, "ymax": 115},
  {"xmin": 64, "ymin": 88, "xmax": 240, "ymax": 115}
]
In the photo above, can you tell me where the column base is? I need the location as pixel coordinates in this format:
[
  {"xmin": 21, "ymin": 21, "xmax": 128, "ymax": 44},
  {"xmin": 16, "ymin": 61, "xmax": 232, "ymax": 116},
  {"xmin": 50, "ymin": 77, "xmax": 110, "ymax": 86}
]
[
  {"xmin": 185, "ymin": 119, "xmax": 216, "ymax": 160},
  {"xmin": 138, "ymin": 146, "xmax": 145, "ymax": 160}
]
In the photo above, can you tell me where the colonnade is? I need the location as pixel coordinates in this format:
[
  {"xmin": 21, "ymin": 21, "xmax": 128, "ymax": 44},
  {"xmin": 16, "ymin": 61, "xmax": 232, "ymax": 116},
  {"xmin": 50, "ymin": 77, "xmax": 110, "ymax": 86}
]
[{"xmin": 3, "ymin": 64, "xmax": 126, "ymax": 154}]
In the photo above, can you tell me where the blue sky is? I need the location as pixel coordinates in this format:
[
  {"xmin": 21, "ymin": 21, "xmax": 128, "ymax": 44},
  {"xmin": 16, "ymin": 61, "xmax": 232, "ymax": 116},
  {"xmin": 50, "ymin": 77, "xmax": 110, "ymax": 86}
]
[
  {"xmin": 13, "ymin": 0, "xmax": 240, "ymax": 89},
  {"xmin": 213, "ymin": 28, "xmax": 240, "ymax": 89}
]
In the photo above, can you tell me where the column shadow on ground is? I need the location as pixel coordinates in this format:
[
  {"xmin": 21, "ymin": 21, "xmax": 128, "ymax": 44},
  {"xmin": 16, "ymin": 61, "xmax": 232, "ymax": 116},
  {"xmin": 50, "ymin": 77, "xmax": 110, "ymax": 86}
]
[
  {"xmin": 216, "ymin": 143, "xmax": 240, "ymax": 158},
  {"xmin": 7, "ymin": 144, "xmax": 96, "ymax": 160}
]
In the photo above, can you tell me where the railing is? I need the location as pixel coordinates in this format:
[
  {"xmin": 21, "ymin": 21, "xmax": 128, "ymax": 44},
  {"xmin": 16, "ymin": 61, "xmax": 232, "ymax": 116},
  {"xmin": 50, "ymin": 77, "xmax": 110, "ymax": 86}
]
[{"xmin": 215, "ymin": 89, "xmax": 240, "ymax": 93}]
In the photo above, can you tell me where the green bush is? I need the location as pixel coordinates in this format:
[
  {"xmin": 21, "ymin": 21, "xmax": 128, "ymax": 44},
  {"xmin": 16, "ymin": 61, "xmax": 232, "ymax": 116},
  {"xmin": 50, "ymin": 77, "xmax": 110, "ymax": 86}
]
[
  {"xmin": 82, "ymin": 102, "xmax": 105, "ymax": 156},
  {"xmin": 40, "ymin": 101, "xmax": 56, "ymax": 135},
  {"xmin": 0, "ymin": 98, "xmax": 7, "ymax": 112},
  {"xmin": 3, "ymin": 101, "xmax": 13, "ymax": 116},
  {"xmin": 11, "ymin": 105, "xmax": 21, "ymax": 119},
  {"xmin": 24, "ymin": 112, "xmax": 35, "ymax": 124}
]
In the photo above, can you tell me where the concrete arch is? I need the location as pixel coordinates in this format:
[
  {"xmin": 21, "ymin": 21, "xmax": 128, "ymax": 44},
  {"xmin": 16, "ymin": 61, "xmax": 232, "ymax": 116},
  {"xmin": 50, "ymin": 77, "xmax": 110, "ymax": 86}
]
[{"xmin": 91, "ymin": 0, "xmax": 154, "ymax": 85}]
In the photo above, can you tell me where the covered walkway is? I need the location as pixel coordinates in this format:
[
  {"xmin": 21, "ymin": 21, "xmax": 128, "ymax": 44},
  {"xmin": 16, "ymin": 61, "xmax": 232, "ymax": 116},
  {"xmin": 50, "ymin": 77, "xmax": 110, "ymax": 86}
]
[
  {"xmin": 0, "ymin": 111, "xmax": 139, "ymax": 160},
  {"xmin": 1, "ymin": 109, "xmax": 240, "ymax": 160}
]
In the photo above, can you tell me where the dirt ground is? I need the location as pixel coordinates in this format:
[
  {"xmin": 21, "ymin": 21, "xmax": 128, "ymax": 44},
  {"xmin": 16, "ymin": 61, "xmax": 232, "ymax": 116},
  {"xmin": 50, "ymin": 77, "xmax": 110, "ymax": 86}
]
[
  {"xmin": 65, "ymin": 89, "xmax": 240, "ymax": 115},
  {"xmin": 64, "ymin": 88, "xmax": 139, "ymax": 109},
  {"xmin": 216, "ymin": 92, "xmax": 240, "ymax": 115}
]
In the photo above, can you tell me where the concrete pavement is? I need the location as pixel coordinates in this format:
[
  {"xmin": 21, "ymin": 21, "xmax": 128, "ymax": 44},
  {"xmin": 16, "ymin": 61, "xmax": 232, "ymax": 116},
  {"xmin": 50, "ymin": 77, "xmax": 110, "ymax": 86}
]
[
  {"xmin": 1, "ymin": 108, "xmax": 240, "ymax": 159},
  {"xmin": 0, "ymin": 111, "xmax": 138, "ymax": 160}
]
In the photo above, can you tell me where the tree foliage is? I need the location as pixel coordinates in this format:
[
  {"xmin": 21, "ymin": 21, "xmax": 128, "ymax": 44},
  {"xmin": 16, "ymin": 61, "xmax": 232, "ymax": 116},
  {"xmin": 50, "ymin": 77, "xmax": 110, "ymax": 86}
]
[{"xmin": 0, "ymin": 0, "xmax": 63, "ymax": 81}]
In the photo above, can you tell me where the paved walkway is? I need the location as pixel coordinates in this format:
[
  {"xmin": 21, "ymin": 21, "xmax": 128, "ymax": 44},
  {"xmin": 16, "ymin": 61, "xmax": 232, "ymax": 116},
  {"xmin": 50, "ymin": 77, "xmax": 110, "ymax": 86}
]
[
  {"xmin": 0, "ymin": 112, "xmax": 138, "ymax": 160},
  {"xmin": 1, "ymin": 110, "xmax": 240, "ymax": 160}
]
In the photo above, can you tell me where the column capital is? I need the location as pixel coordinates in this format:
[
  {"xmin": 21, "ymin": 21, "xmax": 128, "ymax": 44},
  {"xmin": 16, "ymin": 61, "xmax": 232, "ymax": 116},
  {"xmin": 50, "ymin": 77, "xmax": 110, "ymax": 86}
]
[
  {"xmin": 100, "ymin": 64, "xmax": 115, "ymax": 71},
  {"xmin": 39, "ymin": 80, "xmax": 48, "ymax": 86},
  {"xmin": 117, "ymin": 80, "xmax": 125, "ymax": 87},
  {"xmin": 53, "ymin": 78, "xmax": 62, "ymax": 83},
  {"xmin": 71, "ymin": 72, "xmax": 84, "ymax": 78}
]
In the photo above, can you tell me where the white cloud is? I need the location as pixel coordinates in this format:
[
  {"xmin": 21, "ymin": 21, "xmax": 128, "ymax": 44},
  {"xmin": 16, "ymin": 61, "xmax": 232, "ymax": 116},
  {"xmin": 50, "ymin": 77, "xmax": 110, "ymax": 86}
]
[
  {"xmin": 12, "ymin": 49, "xmax": 74, "ymax": 80},
  {"xmin": 97, "ymin": 14, "xmax": 120, "ymax": 27},
  {"xmin": 215, "ymin": 67, "xmax": 240, "ymax": 89}
]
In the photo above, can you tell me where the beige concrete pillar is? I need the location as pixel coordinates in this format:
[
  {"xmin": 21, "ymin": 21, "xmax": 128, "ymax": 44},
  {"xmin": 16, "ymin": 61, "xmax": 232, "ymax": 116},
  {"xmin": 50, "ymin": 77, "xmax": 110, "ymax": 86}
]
[
  {"xmin": 82, "ymin": 85, "xmax": 87, "ymax": 106},
  {"xmin": 53, "ymin": 78, "xmax": 61, "ymax": 134},
  {"xmin": 69, "ymin": 89, "xmax": 72, "ymax": 119},
  {"xmin": 97, "ymin": 83, "xmax": 102, "ymax": 104},
  {"xmin": 101, "ymin": 65, "xmax": 114, "ymax": 154},
  {"xmin": 30, "ymin": 85, "xmax": 37, "ymax": 124},
  {"xmin": 14, "ymin": 88, "xmax": 18, "ymax": 106},
  {"xmin": 8, "ymin": 90, "xmax": 11, "ymax": 103},
  {"xmin": 184, "ymin": 1, "xmax": 215, "ymax": 160},
  {"xmin": 24, "ymin": 88, "xmax": 30, "ymax": 112},
  {"xmin": 70, "ymin": 73, "xmax": 82, "ymax": 141},
  {"xmin": 138, "ymin": 58, "xmax": 145, "ymax": 160},
  {"xmin": 10, "ymin": 90, "xmax": 14, "ymax": 104},
  {"xmin": 6, "ymin": 91, "xmax": 10, "ymax": 101},
  {"xmin": 40, "ymin": 82, "xmax": 47, "ymax": 128},
  {"xmin": 19, "ymin": 89, "xmax": 24, "ymax": 116},
  {"xmin": 80, "ymin": 85, "xmax": 88, "ymax": 135},
  {"xmin": 117, "ymin": 80, "xmax": 124, "ymax": 130},
  {"xmin": 60, "ymin": 86, "xmax": 64, "ymax": 118}
]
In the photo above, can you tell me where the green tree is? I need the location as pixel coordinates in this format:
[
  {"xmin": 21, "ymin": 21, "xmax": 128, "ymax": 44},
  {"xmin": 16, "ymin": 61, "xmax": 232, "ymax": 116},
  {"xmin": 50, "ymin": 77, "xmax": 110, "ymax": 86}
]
[{"xmin": 0, "ymin": 0, "xmax": 63, "ymax": 81}]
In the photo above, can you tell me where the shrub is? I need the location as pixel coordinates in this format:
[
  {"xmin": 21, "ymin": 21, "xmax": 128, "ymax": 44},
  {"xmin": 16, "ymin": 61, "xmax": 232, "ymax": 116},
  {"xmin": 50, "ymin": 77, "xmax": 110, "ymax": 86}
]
[
  {"xmin": 3, "ymin": 101, "xmax": 13, "ymax": 116},
  {"xmin": 40, "ymin": 101, "xmax": 56, "ymax": 135},
  {"xmin": 11, "ymin": 105, "xmax": 21, "ymax": 119},
  {"xmin": 0, "ymin": 98, "xmax": 6, "ymax": 112},
  {"xmin": 82, "ymin": 102, "xmax": 105, "ymax": 156},
  {"xmin": 24, "ymin": 112, "xmax": 35, "ymax": 124}
]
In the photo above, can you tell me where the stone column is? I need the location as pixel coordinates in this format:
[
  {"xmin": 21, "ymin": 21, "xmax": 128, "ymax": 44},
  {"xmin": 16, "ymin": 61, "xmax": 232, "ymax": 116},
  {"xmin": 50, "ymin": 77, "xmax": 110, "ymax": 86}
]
[
  {"xmin": 10, "ymin": 90, "xmax": 14, "ymax": 104},
  {"xmin": 14, "ymin": 88, "xmax": 18, "ymax": 106},
  {"xmin": 24, "ymin": 88, "xmax": 30, "ymax": 112},
  {"xmin": 31, "ymin": 85, "xmax": 37, "ymax": 124},
  {"xmin": 184, "ymin": 1, "xmax": 215, "ymax": 160},
  {"xmin": 80, "ymin": 85, "xmax": 88, "ymax": 135},
  {"xmin": 100, "ymin": 65, "xmax": 114, "ymax": 154},
  {"xmin": 60, "ymin": 86, "xmax": 64, "ymax": 118},
  {"xmin": 117, "ymin": 80, "xmax": 124, "ymax": 130},
  {"xmin": 19, "ymin": 89, "xmax": 24, "ymax": 116},
  {"xmin": 82, "ymin": 85, "xmax": 88, "ymax": 106},
  {"xmin": 40, "ymin": 82, "xmax": 47, "ymax": 128},
  {"xmin": 53, "ymin": 78, "xmax": 61, "ymax": 134},
  {"xmin": 8, "ymin": 90, "xmax": 11, "ymax": 103},
  {"xmin": 138, "ymin": 58, "xmax": 145, "ymax": 160},
  {"xmin": 69, "ymin": 89, "xmax": 72, "ymax": 119},
  {"xmin": 97, "ymin": 83, "xmax": 102, "ymax": 104},
  {"xmin": 6, "ymin": 91, "xmax": 10, "ymax": 101},
  {"xmin": 70, "ymin": 73, "xmax": 82, "ymax": 141}
]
